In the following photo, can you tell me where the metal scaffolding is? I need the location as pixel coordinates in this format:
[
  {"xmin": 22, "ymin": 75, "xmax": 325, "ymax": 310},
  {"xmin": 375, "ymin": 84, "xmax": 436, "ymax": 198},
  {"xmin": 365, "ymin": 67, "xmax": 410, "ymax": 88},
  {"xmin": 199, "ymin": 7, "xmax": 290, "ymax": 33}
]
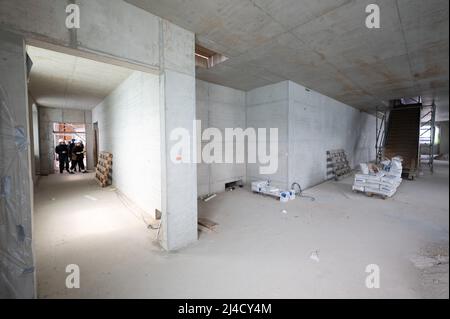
[
  {"xmin": 419, "ymin": 100, "xmax": 437, "ymax": 173},
  {"xmin": 375, "ymin": 107, "xmax": 388, "ymax": 164}
]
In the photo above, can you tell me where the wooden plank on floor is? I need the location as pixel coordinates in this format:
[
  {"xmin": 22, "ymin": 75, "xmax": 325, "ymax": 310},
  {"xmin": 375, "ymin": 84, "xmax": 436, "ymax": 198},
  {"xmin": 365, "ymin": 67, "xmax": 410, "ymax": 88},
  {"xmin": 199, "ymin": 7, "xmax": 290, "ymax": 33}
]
[{"xmin": 198, "ymin": 217, "xmax": 218, "ymax": 231}]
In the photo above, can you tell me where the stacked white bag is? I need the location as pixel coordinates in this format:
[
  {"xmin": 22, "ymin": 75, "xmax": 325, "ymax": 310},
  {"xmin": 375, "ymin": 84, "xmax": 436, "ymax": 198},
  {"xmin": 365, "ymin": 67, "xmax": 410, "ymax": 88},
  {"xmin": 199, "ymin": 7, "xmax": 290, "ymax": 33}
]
[{"xmin": 352, "ymin": 157, "xmax": 403, "ymax": 197}]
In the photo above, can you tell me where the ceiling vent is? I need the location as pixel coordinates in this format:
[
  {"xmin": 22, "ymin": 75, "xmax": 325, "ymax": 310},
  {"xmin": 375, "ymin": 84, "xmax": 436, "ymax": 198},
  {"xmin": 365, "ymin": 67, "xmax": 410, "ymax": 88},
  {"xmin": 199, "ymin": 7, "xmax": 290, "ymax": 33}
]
[{"xmin": 195, "ymin": 44, "xmax": 228, "ymax": 69}]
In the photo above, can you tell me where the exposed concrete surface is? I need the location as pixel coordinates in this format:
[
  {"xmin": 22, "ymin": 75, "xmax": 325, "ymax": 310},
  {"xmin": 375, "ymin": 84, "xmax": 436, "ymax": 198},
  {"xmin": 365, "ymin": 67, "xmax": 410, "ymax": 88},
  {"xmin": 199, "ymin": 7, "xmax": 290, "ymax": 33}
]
[
  {"xmin": 27, "ymin": 45, "xmax": 133, "ymax": 110},
  {"xmin": 437, "ymin": 121, "xmax": 449, "ymax": 155},
  {"xmin": 197, "ymin": 78, "xmax": 376, "ymax": 192},
  {"xmin": 127, "ymin": 0, "xmax": 449, "ymax": 119},
  {"xmin": 34, "ymin": 162, "xmax": 448, "ymax": 298},
  {"xmin": 288, "ymin": 81, "xmax": 377, "ymax": 189},
  {"xmin": 196, "ymin": 79, "xmax": 246, "ymax": 196},
  {"xmin": 34, "ymin": 173, "xmax": 156, "ymax": 298},
  {"xmin": 92, "ymin": 71, "xmax": 161, "ymax": 218},
  {"xmin": 29, "ymin": 96, "xmax": 40, "ymax": 185},
  {"xmin": 0, "ymin": 29, "xmax": 35, "ymax": 298},
  {"xmin": 1, "ymin": 0, "xmax": 199, "ymax": 252},
  {"xmin": 245, "ymin": 80, "xmax": 377, "ymax": 190},
  {"xmin": 0, "ymin": 0, "xmax": 161, "ymax": 69},
  {"xmin": 159, "ymin": 20, "xmax": 198, "ymax": 251},
  {"xmin": 38, "ymin": 106, "xmax": 94, "ymax": 175},
  {"xmin": 246, "ymin": 81, "xmax": 290, "ymax": 189}
]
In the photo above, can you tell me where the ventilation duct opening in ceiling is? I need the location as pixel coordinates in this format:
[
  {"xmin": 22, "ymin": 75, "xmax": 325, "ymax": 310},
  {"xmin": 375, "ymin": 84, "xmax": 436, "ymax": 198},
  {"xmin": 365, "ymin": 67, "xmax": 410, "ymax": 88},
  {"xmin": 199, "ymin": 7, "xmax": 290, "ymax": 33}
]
[
  {"xmin": 400, "ymin": 96, "xmax": 422, "ymax": 105},
  {"xmin": 195, "ymin": 44, "xmax": 228, "ymax": 69}
]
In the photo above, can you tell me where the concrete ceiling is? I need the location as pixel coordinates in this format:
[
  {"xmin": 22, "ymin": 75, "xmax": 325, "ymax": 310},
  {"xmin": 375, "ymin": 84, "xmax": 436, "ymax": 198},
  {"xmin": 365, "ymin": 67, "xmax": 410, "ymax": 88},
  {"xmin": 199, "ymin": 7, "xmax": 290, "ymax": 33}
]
[
  {"xmin": 27, "ymin": 46, "xmax": 133, "ymax": 110},
  {"xmin": 127, "ymin": 0, "xmax": 449, "ymax": 120}
]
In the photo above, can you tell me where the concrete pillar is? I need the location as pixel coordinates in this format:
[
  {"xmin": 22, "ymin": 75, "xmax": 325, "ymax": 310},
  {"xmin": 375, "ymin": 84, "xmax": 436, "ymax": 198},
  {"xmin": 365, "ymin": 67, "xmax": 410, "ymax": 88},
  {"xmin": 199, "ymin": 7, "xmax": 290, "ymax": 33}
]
[
  {"xmin": 0, "ymin": 30, "xmax": 35, "ymax": 298},
  {"xmin": 158, "ymin": 20, "xmax": 198, "ymax": 250},
  {"xmin": 84, "ymin": 110, "xmax": 95, "ymax": 171}
]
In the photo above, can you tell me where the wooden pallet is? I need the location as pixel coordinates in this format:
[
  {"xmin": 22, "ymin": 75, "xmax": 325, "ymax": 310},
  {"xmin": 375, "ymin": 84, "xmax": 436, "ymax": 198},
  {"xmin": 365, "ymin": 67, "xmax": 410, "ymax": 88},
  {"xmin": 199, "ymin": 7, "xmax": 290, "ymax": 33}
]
[
  {"xmin": 352, "ymin": 189, "xmax": 388, "ymax": 200},
  {"xmin": 327, "ymin": 149, "xmax": 352, "ymax": 180},
  {"xmin": 95, "ymin": 151, "xmax": 113, "ymax": 187}
]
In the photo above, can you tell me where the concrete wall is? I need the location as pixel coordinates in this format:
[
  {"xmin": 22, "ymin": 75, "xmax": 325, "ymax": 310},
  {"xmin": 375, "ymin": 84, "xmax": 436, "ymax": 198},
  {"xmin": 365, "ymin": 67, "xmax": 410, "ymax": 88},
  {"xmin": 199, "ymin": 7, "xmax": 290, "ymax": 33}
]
[
  {"xmin": 353, "ymin": 112, "xmax": 377, "ymax": 166},
  {"xmin": 159, "ymin": 20, "xmax": 197, "ymax": 251},
  {"xmin": 245, "ymin": 80, "xmax": 377, "ymax": 190},
  {"xmin": 93, "ymin": 71, "xmax": 161, "ymax": 217},
  {"xmin": 28, "ymin": 95, "xmax": 40, "ymax": 184},
  {"xmin": 32, "ymin": 104, "xmax": 40, "ymax": 177},
  {"xmin": 0, "ymin": 0, "xmax": 160, "ymax": 70},
  {"xmin": 196, "ymin": 79, "xmax": 246, "ymax": 196},
  {"xmin": 288, "ymin": 81, "xmax": 376, "ymax": 189},
  {"xmin": 438, "ymin": 121, "xmax": 449, "ymax": 155},
  {"xmin": 0, "ymin": 0, "xmax": 198, "ymax": 299},
  {"xmin": 246, "ymin": 81, "xmax": 289, "ymax": 189},
  {"xmin": 0, "ymin": 30, "xmax": 35, "ymax": 299},
  {"xmin": 38, "ymin": 106, "xmax": 94, "ymax": 175}
]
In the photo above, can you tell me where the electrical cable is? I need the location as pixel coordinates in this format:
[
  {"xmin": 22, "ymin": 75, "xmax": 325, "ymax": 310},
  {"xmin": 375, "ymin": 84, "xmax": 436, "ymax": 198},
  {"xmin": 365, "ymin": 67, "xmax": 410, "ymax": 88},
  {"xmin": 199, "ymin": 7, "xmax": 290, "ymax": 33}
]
[
  {"xmin": 114, "ymin": 190, "xmax": 162, "ymax": 243},
  {"xmin": 291, "ymin": 182, "xmax": 316, "ymax": 201},
  {"xmin": 114, "ymin": 189, "xmax": 160, "ymax": 230}
]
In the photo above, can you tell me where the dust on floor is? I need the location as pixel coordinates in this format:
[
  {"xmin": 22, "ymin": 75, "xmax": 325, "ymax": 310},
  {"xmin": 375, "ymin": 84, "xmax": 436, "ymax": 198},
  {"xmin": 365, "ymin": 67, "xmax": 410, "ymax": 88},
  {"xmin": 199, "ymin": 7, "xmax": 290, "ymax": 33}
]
[{"xmin": 34, "ymin": 162, "xmax": 449, "ymax": 298}]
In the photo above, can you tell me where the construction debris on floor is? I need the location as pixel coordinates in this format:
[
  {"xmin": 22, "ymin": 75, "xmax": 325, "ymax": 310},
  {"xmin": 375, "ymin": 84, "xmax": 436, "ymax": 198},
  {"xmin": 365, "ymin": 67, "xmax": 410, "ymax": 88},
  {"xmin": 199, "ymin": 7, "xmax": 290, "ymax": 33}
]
[
  {"xmin": 352, "ymin": 157, "xmax": 403, "ymax": 198},
  {"xmin": 310, "ymin": 250, "xmax": 320, "ymax": 262},
  {"xmin": 198, "ymin": 217, "xmax": 218, "ymax": 232},
  {"xmin": 200, "ymin": 193, "xmax": 217, "ymax": 202},
  {"xmin": 95, "ymin": 151, "xmax": 113, "ymax": 187},
  {"xmin": 252, "ymin": 180, "xmax": 296, "ymax": 202}
]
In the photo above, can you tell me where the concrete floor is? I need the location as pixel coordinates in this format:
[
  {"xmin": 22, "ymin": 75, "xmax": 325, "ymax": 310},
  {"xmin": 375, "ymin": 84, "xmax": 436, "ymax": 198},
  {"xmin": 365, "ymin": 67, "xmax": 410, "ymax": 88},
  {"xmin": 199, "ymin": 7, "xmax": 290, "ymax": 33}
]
[{"xmin": 34, "ymin": 162, "xmax": 449, "ymax": 298}]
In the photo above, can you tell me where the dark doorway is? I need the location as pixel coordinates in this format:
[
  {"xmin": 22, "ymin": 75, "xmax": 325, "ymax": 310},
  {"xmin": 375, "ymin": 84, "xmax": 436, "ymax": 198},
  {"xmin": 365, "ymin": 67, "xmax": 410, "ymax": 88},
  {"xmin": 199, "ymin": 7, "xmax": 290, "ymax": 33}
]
[{"xmin": 93, "ymin": 121, "xmax": 99, "ymax": 167}]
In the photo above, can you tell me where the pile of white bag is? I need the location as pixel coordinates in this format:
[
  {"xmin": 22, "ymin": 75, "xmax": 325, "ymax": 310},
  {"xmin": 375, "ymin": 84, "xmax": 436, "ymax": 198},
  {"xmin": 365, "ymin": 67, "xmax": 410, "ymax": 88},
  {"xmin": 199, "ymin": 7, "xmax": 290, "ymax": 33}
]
[{"xmin": 352, "ymin": 157, "xmax": 403, "ymax": 198}]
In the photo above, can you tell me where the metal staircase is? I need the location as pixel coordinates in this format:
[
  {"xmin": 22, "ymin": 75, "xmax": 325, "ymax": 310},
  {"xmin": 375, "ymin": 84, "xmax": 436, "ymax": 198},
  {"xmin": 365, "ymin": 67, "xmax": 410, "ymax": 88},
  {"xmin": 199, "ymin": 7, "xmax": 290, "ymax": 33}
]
[
  {"xmin": 419, "ymin": 101, "xmax": 436, "ymax": 173},
  {"xmin": 383, "ymin": 99, "xmax": 421, "ymax": 180},
  {"xmin": 375, "ymin": 97, "xmax": 437, "ymax": 178}
]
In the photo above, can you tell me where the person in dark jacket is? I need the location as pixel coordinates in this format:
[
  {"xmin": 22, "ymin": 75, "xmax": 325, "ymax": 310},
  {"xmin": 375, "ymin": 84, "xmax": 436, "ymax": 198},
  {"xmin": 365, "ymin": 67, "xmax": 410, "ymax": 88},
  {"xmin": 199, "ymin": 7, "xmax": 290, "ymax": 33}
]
[
  {"xmin": 70, "ymin": 140, "xmax": 87, "ymax": 173},
  {"xmin": 78, "ymin": 141, "xmax": 85, "ymax": 172},
  {"xmin": 55, "ymin": 139, "xmax": 70, "ymax": 173},
  {"xmin": 68, "ymin": 138, "xmax": 77, "ymax": 172}
]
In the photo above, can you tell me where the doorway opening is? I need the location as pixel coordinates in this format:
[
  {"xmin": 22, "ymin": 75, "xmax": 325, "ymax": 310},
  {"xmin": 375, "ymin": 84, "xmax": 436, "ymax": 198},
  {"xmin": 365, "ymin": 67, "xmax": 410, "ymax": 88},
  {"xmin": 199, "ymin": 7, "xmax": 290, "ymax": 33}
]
[
  {"xmin": 25, "ymin": 42, "xmax": 163, "ymax": 298},
  {"xmin": 52, "ymin": 122, "xmax": 86, "ymax": 172}
]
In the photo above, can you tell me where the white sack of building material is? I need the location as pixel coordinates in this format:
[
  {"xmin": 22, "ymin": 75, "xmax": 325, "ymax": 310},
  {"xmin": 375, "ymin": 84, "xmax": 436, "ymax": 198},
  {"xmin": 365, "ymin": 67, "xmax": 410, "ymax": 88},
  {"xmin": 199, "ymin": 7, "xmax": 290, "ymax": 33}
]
[
  {"xmin": 386, "ymin": 169, "xmax": 402, "ymax": 178},
  {"xmin": 381, "ymin": 160, "xmax": 391, "ymax": 166},
  {"xmin": 353, "ymin": 156, "xmax": 403, "ymax": 197},
  {"xmin": 381, "ymin": 175, "xmax": 402, "ymax": 186},
  {"xmin": 381, "ymin": 188, "xmax": 397, "ymax": 197},
  {"xmin": 360, "ymin": 163, "xmax": 369, "ymax": 174},
  {"xmin": 380, "ymin": 184, "xmax": 396, "ymax": 192},
  {"xmin": 354, "ymin": 175, "xmax": 367, "ymax": 184},
  {"xmin": 355, "ymin": 172, "xmax": 385, "ymax": 181},
  {"xmin": 352, "ymin": 185, "xmax": 365, "ymax": 192},
  {"xmin": 365, "ymin": 185, "xmax": 381, "ymax": 192},
  {"xmin": 391, "ymin": 158, "xmax": 403, "ymax": 170},
  {"xmin": 353, "ymin": 181, "xmax": 367, "ymax": 188}
]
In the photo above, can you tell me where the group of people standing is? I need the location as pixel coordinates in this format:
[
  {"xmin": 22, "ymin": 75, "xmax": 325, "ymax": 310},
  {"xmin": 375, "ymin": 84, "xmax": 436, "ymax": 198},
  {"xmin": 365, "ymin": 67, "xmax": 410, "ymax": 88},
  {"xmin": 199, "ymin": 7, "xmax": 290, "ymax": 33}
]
[{"xmin": 55, "ymin": 139, "xmax": 87, "ymax": 174}]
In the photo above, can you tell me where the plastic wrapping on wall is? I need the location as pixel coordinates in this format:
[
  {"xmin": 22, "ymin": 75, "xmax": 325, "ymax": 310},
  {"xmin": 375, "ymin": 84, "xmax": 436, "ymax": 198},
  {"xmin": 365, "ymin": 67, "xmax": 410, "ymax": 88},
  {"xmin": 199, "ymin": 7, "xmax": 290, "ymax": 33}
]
[{"xmin": 0, "ymin": 85, "xmax": 34, "ymax": 298}]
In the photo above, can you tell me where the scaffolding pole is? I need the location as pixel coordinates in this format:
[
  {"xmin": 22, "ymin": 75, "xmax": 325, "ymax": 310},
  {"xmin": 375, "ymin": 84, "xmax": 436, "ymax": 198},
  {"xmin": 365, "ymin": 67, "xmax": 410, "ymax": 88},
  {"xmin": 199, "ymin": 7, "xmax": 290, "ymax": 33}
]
[
  {"xmin": 419, "ymin": 100, "xmax": 436, "ymax": 173},
  {"xmin": 375, "ymin": 107, "xmax": 387, "ymax": 164}
]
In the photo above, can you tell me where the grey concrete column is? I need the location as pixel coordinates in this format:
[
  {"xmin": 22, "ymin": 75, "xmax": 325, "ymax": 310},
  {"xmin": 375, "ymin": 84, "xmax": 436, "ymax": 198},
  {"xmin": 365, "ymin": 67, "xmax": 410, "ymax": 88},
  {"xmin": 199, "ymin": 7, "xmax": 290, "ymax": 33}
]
[
  {"xmin": 0, "ymin": 30, "xmax": 35, "ymax": 298},
  {"xmin": 158, "ymin": 20, "xmax": 198, "ymax": 250}
]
